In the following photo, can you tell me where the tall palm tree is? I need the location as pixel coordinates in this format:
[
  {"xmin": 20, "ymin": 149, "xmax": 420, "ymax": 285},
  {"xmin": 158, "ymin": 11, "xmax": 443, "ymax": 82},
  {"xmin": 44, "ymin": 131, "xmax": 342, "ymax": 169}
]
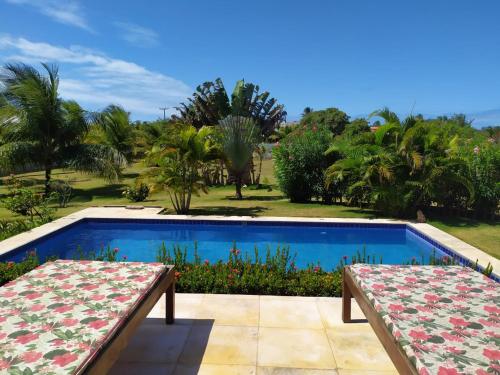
[
  {"xmin": 176, "ymin": 78, "xmax": 286, "ymax": 138},
  {"xmin": 0, "ymin": 63, "xmax": 126, "ymax": 193},
  {"xmin": 219, "ymin": 116, "xmax": 259, "ymax": 199},
  {"xmin": 147, "ymin": 125, "xmax": 219, "ymax": 214}
]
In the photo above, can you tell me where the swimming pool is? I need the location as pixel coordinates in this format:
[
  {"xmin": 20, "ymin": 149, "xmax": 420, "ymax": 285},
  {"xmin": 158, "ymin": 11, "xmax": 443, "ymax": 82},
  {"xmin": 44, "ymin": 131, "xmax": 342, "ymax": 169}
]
[{"xmin": 0, "ymin": 218, "xmax": 452, "ymax": 269}]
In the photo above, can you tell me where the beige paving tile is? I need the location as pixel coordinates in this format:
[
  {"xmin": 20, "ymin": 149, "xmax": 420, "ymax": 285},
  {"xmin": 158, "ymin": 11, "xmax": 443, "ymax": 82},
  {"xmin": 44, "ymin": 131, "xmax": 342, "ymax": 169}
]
[
  {"xmin": 175, "ymin": 294, "xmax": 205, "ymax": 324},
  {"xmin": 326, "ymin": 325, "xmax": 396, "ymax": 372},
  {"xmin": 258, "ymin": 367, "xmax": 338, "ymax": 374},
  {"xmin": 173, "ymin": 364, "xmax": 257, "ymax": 375},
  {"xmin": 195, "ymin": 295, "xmax": 259, "ymax": 326},
  {"xmin": 337, "ymin": 370, "xmax": 398, "ymax": 375},
  {"xmin": 109, "ymin": 362, "xmax": 175, "ymax": 375},
  {"xmin": 178, "ymin": 325, "xmax": 258, "ymax": 366},
  {"xmin": 147, "ymin": 294, "xmax": 167, "ymax": 319},
  {"xmin": 116, "ymin": 322, "xmax": 191, "ymax": 363},
  {"xmin": 204, "ymin": 293, "xmax": 259, "ymax": 301},
  {"xmin": 259, "ymin": 297, "xmax": 323, "ymax": 329},
  {"xmin": 315, "ymin": 298, "xmax": 365, "ymax": 328},
  {"xmin": 258, "ymin": 327, "xmax": 336, "ymax": 369}
]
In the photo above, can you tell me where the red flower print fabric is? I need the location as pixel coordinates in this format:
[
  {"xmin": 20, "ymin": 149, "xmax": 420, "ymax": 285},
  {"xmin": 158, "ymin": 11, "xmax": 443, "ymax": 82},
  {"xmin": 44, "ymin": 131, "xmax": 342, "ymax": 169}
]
[
  {"xmin": 349, "ymin": 264, "xmax": 500, "ymax": 375},
  {"xmin": 0, "ymin": 260, "xmax": 166, "ymax": 374}
]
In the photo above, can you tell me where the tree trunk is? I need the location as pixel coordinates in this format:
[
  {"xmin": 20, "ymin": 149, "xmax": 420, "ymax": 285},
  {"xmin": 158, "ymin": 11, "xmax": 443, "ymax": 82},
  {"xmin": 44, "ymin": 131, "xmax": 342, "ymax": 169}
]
[
  {"xmin": 256, "ymin": 155, "xmax": 263, "ymax": 186},
  {"xmin": 235, "ymin": 176, "xmax": 243, "ymax": 200},
  {"xmin": 44, "ymin": 167, "xmax": 52, "ymax": 196}
]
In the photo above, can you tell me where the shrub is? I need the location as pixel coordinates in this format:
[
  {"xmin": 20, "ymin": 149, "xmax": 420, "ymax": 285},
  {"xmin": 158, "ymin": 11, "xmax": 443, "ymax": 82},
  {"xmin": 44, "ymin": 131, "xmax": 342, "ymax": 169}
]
[
  {"xmin": 49, "ymin": 180, "xmax": 73, "ymax": 208},
  {"xmin": 3, "ymin": 188, "xmax": 55, "ymax": 222},
  {"xmin": 0, "ymin": 244, "xmax": 493, "ymax": 292},
  {"xmin": 273, "ymin": 125, "xmax": 333, "ymax": 203},
  {"xmin": 0, "ymin": 219, "xmax": 41, "ymax": 241},
  {"xmin": 157, "ymin": 242, "xmax": 350, "ymax": 297},
  {"xmin": 75, "ymin": 244, "xmax": 126, "ymax": 262},
  {"xmin": 0, "ymin": 251, "xmax": 39, "ymax": 286},
  {"xmin": 467, "ymin": 143, "xmax": 500, "ymax": 218},
  {"xmin": 122, "ymin": 182, "xmax": 150, "ymax": 202},
  {"xmin": 301, "ymin": 108, "xmax": 349, "ymax": 135}
]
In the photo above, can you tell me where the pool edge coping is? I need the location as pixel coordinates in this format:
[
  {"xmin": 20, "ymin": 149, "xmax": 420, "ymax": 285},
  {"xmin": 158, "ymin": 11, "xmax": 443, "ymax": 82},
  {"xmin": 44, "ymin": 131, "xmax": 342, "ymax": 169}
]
[{"xmin": 0, "ymin": 206, "xmax": 498, "ymax": 279}]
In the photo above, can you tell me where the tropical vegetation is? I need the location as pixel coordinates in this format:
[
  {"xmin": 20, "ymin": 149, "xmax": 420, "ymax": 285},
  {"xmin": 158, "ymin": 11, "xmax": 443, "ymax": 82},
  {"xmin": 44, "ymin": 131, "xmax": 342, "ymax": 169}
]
[
  {"xmin": 0, "ymin": 64, "xmax": 127, "ymax": 194},
  {"xmin": 218, "ymin": 116, "xmax": 259, "ymax": 199},
  {"xmin": 146, "ymin": 125, "xmax": 219, "ymax": 213},
  {"xmin": 175, "ymin": 78, "xmax": 286, "ymax": 138},
  {"xmin": 274, "ymin": 107, "xmax": 499, "ymax": 219},
  {"xmin": 0, "ymin": 62, "xmax": 498, "ymax": 259}
]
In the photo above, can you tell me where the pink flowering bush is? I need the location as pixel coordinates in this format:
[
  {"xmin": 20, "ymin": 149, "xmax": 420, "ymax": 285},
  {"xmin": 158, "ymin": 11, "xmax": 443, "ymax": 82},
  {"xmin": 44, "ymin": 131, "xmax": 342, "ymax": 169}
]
[{"xmin": 157, "ymin": 241, "xmax": 341, "ymax": 296}]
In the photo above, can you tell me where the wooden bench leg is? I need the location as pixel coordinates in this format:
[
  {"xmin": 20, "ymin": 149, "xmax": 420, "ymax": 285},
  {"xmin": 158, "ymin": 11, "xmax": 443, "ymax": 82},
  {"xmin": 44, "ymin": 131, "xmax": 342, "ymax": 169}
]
[
  {"xmin": 342, "ymin": 268, "xmax": 352, "ymax": 323},
  {"xmin": 165, "ymin": 282, "xmax": 175, "ymax": 324}
]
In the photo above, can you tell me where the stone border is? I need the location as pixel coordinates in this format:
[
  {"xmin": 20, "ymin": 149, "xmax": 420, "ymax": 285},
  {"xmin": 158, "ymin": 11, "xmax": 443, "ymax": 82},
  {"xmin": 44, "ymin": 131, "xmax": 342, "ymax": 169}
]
[{"xmin": 0, "ymin": 206, "xmax": 497, "ymax": 278}]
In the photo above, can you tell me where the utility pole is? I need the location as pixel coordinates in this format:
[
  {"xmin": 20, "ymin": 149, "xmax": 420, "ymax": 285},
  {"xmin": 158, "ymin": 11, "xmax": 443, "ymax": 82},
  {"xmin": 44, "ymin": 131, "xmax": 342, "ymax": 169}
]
[{"xmin": 159, "ymin": 107, "xmax": 169, "ymax": 120}]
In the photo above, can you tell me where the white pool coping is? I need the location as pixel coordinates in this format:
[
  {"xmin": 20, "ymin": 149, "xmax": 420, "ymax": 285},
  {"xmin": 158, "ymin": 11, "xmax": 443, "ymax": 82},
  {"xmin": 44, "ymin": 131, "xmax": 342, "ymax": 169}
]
[{"xmin": 0, "ymin": 206, "xmax": 498, "ymax": 276}]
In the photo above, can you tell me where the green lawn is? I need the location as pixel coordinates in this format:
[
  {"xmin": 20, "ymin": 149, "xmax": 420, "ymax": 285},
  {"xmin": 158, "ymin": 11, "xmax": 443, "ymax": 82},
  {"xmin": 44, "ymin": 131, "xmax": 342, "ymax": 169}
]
[{"xmin": 1, "ymin": 159, "xmax": 498, "ymax": 259}]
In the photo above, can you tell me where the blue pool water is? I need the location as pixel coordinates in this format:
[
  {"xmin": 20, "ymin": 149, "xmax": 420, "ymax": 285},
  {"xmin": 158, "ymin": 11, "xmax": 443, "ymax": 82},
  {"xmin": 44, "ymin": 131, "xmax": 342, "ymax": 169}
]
[{"xmin": 1, "ymin": 219, "xmax": 447, "ymax": 269}]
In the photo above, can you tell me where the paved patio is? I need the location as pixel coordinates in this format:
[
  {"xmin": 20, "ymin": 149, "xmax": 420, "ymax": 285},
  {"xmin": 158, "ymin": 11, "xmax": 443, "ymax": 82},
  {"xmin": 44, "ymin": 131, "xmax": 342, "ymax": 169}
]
[{"xmin": 109, "ymin": 293, "xmax": 398, "ymax": 375}]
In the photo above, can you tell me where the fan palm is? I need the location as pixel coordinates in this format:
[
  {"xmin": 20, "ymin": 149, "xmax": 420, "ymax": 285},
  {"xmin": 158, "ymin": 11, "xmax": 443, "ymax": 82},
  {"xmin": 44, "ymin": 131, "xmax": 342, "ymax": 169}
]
[
  {"xmin": 218, "ymin": 116, "xmax": 259, "ymax": 199},
  {"xmin": 0, "ymin": 63, "xmax": 126, "ymax": 194},
  {"xmin": 176, "ymin": 78, "xmax": 286, "ymax": 138}
]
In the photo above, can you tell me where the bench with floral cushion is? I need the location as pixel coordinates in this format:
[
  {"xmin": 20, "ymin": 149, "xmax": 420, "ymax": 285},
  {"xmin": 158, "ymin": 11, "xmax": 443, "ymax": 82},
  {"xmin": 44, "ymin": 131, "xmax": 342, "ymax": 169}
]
[
  {"xmin": 0, "ymin": 260, "xmax": 175, "ymax": 374},
  {"xmin": 343, "ymin": 264, "xmax": 499, "ymax": 375}
]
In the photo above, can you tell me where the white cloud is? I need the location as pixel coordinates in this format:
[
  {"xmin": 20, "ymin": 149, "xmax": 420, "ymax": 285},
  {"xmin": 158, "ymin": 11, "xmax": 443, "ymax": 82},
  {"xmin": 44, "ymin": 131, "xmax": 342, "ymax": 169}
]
[
  {"xmin": 5, "ymin": 0, "xmax": 91, "ymax": 31},
  {"xmin": 0, "ymin": 35, "xmax": 192, "ymax": 118},
  {"xmin": 114, "ymin": 22, "xmax": 159, "ymax": 47}
]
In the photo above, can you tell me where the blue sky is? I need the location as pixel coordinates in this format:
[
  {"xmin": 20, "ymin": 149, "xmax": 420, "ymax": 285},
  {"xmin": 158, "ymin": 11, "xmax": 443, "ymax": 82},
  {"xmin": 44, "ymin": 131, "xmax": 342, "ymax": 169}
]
[{"xmin": 1, "ymin": 0, "xmax": 499, "ymax": 126}]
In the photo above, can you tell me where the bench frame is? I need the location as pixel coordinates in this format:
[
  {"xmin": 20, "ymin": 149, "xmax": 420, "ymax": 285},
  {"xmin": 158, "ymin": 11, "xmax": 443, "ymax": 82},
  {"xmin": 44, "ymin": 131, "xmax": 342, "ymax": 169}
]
[
  {"xmin": 342, "ymin": 267, "xmax": 418, "ymax": 375},
  {"xmin": 80, "ymin": 265, "xmax": 175, "ymax": 374}
]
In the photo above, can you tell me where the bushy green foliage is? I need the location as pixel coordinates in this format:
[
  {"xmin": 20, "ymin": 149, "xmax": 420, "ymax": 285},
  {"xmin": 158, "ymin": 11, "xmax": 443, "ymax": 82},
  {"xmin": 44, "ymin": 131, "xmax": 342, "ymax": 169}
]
[
  {"xmin": 122, "ymin": 182, "xmax": 150, "ymax": 202},
  {"xmin": 0, "ymin": 219, "xmax": 42, "ymax": 241},
  {"xmin": 157, "ymin": 242, "xmax": 343, "ymax": 296},
  {"xmin": 49, "ymin": 180, "xmax": 73, "ymax": 208},
  {"xmin": 301, "ymin": 108, "xmax": 349, "ymax": 135},
  {"xmin": 3, "ymin": 188, "xmax": 55, "ymax": 221},
  {"xmin": 461, "ymin": 141, "xmax": 500, "ymax": 218},
  {"xmin": 146, "ymin": 125, "xmax": 219, "ymax": 214},
  {"xmin": 273, "ymin": 125, "xmax": 333, "ymax": 203},
  {"xmin": 0, "ymin": 251, "xmax": 39, "ymax": 286},
  {"xmin": 325, "ymin": 109, "xmax": 500, "ymax": 218}
]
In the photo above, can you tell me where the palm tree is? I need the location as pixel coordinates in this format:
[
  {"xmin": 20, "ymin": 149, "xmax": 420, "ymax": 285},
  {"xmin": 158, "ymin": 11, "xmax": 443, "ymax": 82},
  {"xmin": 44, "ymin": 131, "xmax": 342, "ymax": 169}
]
[
  {"xmin": 89, "ymin": 105, "xmax": 135, "ymax": 162},
  {"xmin": 176, "ymin": 78, "xmax": 286, "ymax": 138},
  {"xmin": 0, "ymin": 63, "xmax": 126, "ymax": 194},
  {"xmin": 147, "ymin": 125, "xmax": 219, "ymax": 214},
  {"xmin": 326, "ymin": 108, "xmax": 475, "ymax": 216},
  {"xmin": 218, "ymin": 116, "xmax": 259, "ymax": 199},
  {"xmin": 368, "ymin": 107, "xmax": 417, "ymax": 148}
]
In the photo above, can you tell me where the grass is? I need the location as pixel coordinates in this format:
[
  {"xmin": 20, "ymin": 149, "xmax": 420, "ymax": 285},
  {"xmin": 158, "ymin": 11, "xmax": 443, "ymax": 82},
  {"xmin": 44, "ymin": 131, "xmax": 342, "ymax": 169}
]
[{"xmin": 1, "ymin": 159, "xmax": 498, "ymax": 259}]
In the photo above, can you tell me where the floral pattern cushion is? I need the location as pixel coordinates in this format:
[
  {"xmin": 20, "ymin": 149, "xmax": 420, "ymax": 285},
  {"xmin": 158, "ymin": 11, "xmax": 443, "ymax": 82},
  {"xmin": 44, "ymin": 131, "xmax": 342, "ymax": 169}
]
[
  {"xmin": 349, "ymin": 264, "xmax": 500, "ymax": 375},
  {"xmin": 0, "ymin": 260, "xmax": 167, "ymax": 374}
]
